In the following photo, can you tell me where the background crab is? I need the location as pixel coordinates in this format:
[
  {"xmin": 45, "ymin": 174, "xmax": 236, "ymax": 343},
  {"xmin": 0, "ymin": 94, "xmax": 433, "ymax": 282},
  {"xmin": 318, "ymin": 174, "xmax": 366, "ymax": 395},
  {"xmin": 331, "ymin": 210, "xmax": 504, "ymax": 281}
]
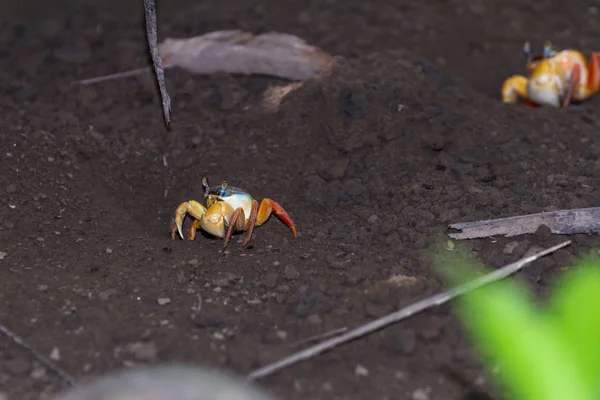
[{"xmin": 501, "ymin": 41, "xmax": 600, "ymax": 108}]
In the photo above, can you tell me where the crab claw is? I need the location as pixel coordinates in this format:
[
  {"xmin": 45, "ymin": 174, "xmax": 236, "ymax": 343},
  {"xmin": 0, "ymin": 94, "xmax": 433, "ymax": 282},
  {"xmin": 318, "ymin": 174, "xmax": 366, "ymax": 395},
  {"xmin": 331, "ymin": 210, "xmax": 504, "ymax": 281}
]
[{"xmin": 171, "ymin": 200, "xmax": 208, "ymax": 240}]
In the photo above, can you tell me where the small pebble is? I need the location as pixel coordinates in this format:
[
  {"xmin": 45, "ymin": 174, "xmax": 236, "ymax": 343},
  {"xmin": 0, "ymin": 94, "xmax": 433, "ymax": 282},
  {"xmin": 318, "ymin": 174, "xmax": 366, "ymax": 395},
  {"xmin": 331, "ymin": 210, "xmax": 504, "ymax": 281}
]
[
  {"xmin": 99, "ymin": 288, "xmax": 118, "ymax": 300},
  {"xmin": 213, "ymin": 332, "xmax": 225, "ymax": 340},
  {"xmin": 213, "ymin": 286, "xmax": 222, "ymax": 293},
  {"xmin": 106, "ymin": 248, "xmax": 113, "ymax": 254},
  {"xmin": 412, "ymin": 388, "xmax": 431, "ymax": 400},
  {"xmin": 126, "ymin": 341, "xmax": 157, "ymax": 361},
  {"xmin": 49, "ymin": 347, "xmax": 60, "ymax": 361},
  {"xmin": 188, "ymin": 259, "xmax": 199, "ymax": 266},
  {"xmin": 157, "ymin": 297, "xmax": 171, "ymax": 305},
  {"xmin": 263, "ymin": 273, "xmax": 279, "ymax": 288},
  {"xmin": 0, "ymin": 251, "xmax": 7, "ymax": 260},
  {"xmin": 284, "ymin": 265, "xmax": 299, "ymax": 280},
  {"xmin": 354, "ymin": 364, "xmax": 369, "ymax": 377},
  {"xmin": 503, "ymin": 241, "xmax": 518, "ymax": 254},
  {"xmin": 307, "ymin": 314, "xmax": 322, "ymax": 324},
  {"xmin": 276, "ymin": 330, "xmax": 287, "ymax": 339}
]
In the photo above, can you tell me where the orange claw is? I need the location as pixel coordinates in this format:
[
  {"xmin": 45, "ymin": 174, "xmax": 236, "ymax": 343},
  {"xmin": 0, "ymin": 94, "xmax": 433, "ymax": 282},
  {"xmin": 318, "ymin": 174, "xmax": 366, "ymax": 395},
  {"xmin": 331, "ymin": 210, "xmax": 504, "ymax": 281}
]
[{"xmin": 258, "ymin": 198, "xmax": 297, "ymax": 237}]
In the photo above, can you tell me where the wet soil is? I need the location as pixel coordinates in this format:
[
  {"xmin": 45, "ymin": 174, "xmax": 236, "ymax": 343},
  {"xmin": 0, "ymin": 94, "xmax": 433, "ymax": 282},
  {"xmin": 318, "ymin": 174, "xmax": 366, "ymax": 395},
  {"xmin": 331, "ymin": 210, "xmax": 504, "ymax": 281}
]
[{"xmin": 2, "ymin": 0, "xmax": 600, "ymax": 399}]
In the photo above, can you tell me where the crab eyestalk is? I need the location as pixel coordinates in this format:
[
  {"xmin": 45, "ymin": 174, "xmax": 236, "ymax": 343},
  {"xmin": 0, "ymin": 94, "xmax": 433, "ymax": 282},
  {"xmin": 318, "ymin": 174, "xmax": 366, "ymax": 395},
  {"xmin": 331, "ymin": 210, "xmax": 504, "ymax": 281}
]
[
  {"xmin": 523, "ymin": 41, "xmax": 532, "ymax": 62},
  {"xmin": 543, "ymin": 41, "xmax": 556, "ymax": 58}
]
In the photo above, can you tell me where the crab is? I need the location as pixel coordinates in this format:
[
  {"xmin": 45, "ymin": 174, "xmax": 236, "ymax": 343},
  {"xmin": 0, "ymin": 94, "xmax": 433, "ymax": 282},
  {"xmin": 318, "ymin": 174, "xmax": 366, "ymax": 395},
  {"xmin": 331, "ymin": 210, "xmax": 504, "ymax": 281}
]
[
  {"xmin": 501, "ymin": 41, "xmax": 600, "ymax": 108},
  {"xmin": 171, "ymin": 177, "xmax": 297, "ymax": 246}
]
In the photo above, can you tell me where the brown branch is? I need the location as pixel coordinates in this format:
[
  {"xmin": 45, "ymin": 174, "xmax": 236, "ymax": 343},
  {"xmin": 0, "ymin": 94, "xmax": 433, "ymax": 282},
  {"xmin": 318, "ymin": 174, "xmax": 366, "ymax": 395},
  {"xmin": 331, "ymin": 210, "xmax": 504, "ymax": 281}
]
[
  {"xmin": 142, "ymin": 0, "xmax": 171, "ymax": 126},
  {"xmin": 448, "ymin": 207, "xmax": 600, "ymax": 240}
]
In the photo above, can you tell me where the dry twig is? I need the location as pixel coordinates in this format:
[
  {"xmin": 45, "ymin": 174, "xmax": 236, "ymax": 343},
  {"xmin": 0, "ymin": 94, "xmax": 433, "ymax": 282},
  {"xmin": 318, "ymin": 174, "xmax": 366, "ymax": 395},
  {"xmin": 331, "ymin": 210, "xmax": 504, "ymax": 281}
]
[
  {"xmin": 246, "ymin": 240, "xmax": 572, "ymax": 381},
  {"xmin": 0, "ymin": 323, "xmax": 76, "ymax": 385},
  {"xmin": 287, "ymin": 327, "xmax": 349, "ymax": 347},
  {"xmin": 448, "ymin": 207, "xmax": 600, "ymax": 240},
  {"xmin": 142, "ymin": 0, "xmax": 171, "ymax": 126}
]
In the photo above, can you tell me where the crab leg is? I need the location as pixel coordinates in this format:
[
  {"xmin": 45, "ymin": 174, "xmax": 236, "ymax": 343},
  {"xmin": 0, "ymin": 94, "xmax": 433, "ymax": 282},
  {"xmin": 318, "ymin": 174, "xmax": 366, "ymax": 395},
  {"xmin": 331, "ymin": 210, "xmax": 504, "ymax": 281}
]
[
  {"xmin": 223, "ymin": 207, "xmax": 247, "ymax": 246},
  {"xmin": 562, "ymin": 63, "xmax": 581, "ymax": 108},
  {"xmin": 171, "ymin": 200, "xmax": 208, "ymax": 240},
  {"xmin": 241, "ymin": 198, "xmax": 297, "ymax": 246}
]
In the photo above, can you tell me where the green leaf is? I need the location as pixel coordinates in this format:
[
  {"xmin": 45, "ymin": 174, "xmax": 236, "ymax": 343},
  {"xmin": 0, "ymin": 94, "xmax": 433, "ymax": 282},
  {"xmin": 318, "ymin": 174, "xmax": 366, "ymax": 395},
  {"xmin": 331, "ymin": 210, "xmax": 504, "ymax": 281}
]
[
  {"xmin": 543, "ymin": 257, "xmax": 600, "ymax": 395},
  {"xmin": 436, "ymin": 250, "xmax": 592, "ymax": 400}
]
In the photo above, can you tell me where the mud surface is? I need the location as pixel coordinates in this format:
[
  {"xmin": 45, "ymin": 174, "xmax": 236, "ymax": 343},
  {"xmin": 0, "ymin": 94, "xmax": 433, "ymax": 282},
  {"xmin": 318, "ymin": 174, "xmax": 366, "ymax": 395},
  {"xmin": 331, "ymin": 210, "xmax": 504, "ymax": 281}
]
[{"xmin": 2, "ymin": 0, "xmax": 600, "ymax": 399}]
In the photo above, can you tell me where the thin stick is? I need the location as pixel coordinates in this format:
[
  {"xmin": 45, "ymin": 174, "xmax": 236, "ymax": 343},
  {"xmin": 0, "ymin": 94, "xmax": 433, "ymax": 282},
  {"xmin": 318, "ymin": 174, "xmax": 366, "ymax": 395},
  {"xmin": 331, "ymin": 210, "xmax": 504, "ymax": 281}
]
[
  {"xmin": 74, "ymin": 66, "xmax": 153, "ymax": 85},
  {"xmin": 246, "ymin": 240, "xmax": 572, "ymax": 381},
  {"xmin": 143, "ymin": 0, "xmax": 171, "ymax": 126},
  {"xmin": 287, "ymin": 327, "xmax": 349, "ymax": 347},
  {"xmin": 0, "ymin": 323, "xmax": 76, "ymax": 385}
]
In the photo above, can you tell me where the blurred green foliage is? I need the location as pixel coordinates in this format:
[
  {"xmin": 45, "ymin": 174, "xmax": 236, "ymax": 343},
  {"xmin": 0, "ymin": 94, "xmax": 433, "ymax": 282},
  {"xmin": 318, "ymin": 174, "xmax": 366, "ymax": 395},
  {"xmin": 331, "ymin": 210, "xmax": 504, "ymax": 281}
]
[{"xmin": 435, "ymin": 247, "xmax": 600, "ymax": 400}]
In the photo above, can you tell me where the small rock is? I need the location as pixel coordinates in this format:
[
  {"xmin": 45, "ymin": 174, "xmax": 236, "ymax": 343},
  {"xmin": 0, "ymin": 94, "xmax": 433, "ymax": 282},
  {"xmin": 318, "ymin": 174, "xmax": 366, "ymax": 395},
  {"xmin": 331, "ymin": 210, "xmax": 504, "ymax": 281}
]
[
  {"xmin": 284, "ymin": 265, "xmax": 299, "ymax": 280},
  {"xmin": 263, "ymin": 273, "xmax": 279, "ymax": 289},
  {"xmin": 343, "ymin": 266, "xmax": 366, "ymax": 286},
  {"xmin": 192, "ymin": 314, "xmax": 222, "ymax": 328},
  {"xmin": 49, "ymin": 347, "xmax": 60, "ymax": 361},
  {"xmin": 211, "ymin": 272, "xmax": 238, "ymax": 287},
  {"xmin": 126, "ymin": 341, "xmax": 157, "ymax": 361},
  {"xmin": 354, "ymin": 364, "xmax": 369, "ymax": 376},
  {"xmin": 105, "ymin": 248, "xmax": 113, "ymax": 254},
  {"xmin": 188, "ymin": 259, "xmax": 199, "ymax": 266},
  {"xmin": 329, "ymin": 158, "xmax": 349, "ymax": 180},
  {"xmin": 321, "ymin": 382, "xmax": 333, "ymax": 392},
  {"xmin": 157, "ymin": 297, "xmax": 171, "ymax": 306},
  {"xmin": 276, "ymin": 330, "xmax": 287, "ymax": 339},
  {"xmin": 99, "ymin": 288, "xmax": 117, "ymax": 300},
  {"xmin": 0, "ymin": 252, "xmax": 7, "ymax": 260},
  {"xmin": 394, "ymin": 370, "xmax": 407, "ymax": 381},
  {"xmin": 503, "ymin": 241, "xmax": 519, "ymax": 254},
  {"xmin": 367, "ymin": 214, "xmax": 379, "ymax": 224},
  {"xmin": 412, "ymin": 388, "xmax": 431, "ymax": 400},
  {"xmin": 523, "ymin": 245, "xmax": 544, "ymax": 258}
]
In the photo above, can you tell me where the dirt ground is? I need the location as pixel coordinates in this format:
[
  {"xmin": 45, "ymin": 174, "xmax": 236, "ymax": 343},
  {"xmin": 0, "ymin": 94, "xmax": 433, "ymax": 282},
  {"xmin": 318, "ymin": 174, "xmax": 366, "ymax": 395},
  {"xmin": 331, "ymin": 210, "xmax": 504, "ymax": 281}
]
[{"xmin": 3, "ymin": 0, "xmax": 600, "ymax": 399}]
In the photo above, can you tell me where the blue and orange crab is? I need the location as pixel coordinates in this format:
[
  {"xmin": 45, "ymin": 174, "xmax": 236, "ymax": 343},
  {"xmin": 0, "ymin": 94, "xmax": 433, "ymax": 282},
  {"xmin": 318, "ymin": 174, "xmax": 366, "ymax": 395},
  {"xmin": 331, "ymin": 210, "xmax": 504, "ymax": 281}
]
[
  {"xmin": 502, "ymin": 41, "xmax": 600, "ymax": 108},
  {"xmin": 171, "ymin": 177, "xmax": 297, "ymax": 246}
]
